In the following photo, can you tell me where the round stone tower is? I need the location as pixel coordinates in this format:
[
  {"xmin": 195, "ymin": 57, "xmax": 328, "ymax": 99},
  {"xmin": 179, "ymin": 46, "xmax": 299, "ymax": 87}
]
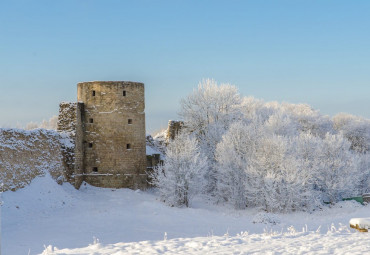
[{"xmin": 75, "ymin": 81, "xmax": 147, "ymax": 189}]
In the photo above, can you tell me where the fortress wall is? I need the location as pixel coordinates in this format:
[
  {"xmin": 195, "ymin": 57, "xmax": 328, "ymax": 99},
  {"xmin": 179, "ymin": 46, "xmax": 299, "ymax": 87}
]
[{"xmin": 0, "ymin": 128, "xmax": 66, "ymax": 192}]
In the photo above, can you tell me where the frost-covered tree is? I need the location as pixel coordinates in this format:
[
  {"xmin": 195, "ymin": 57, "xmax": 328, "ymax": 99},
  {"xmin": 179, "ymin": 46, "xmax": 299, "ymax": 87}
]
[
  {"xmin": 25, "ymin": 115, "xmax": 58, "ymax": 130},
  {"xmin": 251, "ymin": 134, "xmax": 310, "ymax": 212},
  {"xmin": 268, "ymin": 102, "xmax": 334, "ymax": 138},
  {"xmin": 179, "ymin": 79, "xmax": 242, "ymax": 133},
  {"xmin": 215, "ymin": 121, "xmax": 318, "ymax": 212},
  {"xmin": 332, "ymin": 114, "xmax": 370, "ymax": 194},
  {"xmin": 215, "ymin": 121, "xmax": 260, "ymax": 209},
  {"xmin": 292, "ymin": 133, "xmax": 324, "ymax": 207},
  {"xmin": 358, "ymin": 154, "xmax": 370, "ymax": 193},
  {"xmin": 314, "ymin": 133, "xmax": 359, "ymax": 203},
  {"xmin": 241, "ymin": 98, "xmax": 334, "ymax": 138},
  {"xmin": 333, "ymin": 113, "xmax": 370, "ymax": 153},
  {"xmin": 240, "ymin": 97, "xmax": 275, "ymax": 124},
  {"xmin": 154, "ymin": 79, "xmax": 370, "ymax": 212},
  {"xmin": 264, "ymin": 111, "xmax": 299, "ymax": 137},
  {"xmin": 150, "ymin": 133, "xmax": 208, "ymax": 207},
  {"xmin": 179, "ymin": 79, "xmax": 243, "ymax": 194}
]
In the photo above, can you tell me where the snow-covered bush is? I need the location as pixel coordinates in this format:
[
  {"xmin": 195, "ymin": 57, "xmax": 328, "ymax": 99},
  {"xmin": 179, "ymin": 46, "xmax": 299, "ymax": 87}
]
[
  {"xmin": 150, "ymin": 133, "xmax": 208, "ymax": 207},
  {"xmin": 252, "ymin": 212, "xmax": 281, "ymax": 225}
]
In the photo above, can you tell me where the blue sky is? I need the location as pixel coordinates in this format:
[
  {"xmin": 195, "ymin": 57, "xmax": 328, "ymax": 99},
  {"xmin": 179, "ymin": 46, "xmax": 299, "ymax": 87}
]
[{"xmin": 1, "ymin": 0, "xmax": 369, "ymax": 134}]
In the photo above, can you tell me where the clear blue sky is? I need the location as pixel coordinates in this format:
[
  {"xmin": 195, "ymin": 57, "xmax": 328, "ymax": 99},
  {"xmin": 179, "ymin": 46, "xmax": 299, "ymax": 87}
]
[{"xmin": 1, "ymin": 0, "xmax": 369, "ymax": 134}]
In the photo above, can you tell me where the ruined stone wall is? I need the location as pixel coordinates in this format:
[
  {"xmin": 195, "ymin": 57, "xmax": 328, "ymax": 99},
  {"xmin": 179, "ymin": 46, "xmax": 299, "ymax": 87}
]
[
  {"xmin": 74, "ymin": 102, "xmax": 85, "ymax": 188},
  {"xmin": 76, "ymin": 81, "xmax": 147, "ymax": 189},
  {"xmin": 146, "ymin": 154, "xmax": 162, "ymax": 171},
  {"xmin": 0, "ymin": 128, "xmax": 65, "ymax": 191},
  {"xmin": 167, "ymin": 120, "xmax": 184, "ymax": 142},
  {"xmin": 57, "ymin": 102, "xmax": 77, "ymax": 133},
  {"xmin": 57, "ymin": 102, "xmax": 77, "ymax": 185}
]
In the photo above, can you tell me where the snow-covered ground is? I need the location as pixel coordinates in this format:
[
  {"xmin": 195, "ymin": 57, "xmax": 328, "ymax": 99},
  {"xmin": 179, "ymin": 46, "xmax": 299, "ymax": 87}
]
[
  {"xmin": 41, "ymin": 231, "xmax": 370, "ymax": 255},
  {"xmin": 2, "ymin": 175, "xmax": 369, "ymax": 255}
]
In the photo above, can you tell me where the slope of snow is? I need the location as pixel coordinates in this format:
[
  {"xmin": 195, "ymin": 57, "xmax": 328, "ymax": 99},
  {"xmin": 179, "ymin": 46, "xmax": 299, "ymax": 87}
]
[{"xmin": 2, "ymin": 175, "xmax": 369, "ymax": 255}]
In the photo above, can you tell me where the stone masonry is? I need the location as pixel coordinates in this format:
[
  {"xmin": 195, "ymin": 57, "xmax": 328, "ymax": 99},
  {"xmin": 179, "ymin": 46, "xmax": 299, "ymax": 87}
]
[
  {"xmin": 76, "ymin": 81, "xmax": 146, "ymax": 189},
  {"xmin": 57, "ymin": 102, "xmax": 77, "ymax": 184},
  {"xmin": 59, "ymin": 81, "xmax": 147, "ymax": 189},
  {"xmin": 0, "ymin": 128, "xmax": 65, "ymax": 192},
  {"xmin": 167, "ymin": 120, "xmax": 184, "ymax": 142},
  {"xmin": 58, "ymin": 102, "xmax": 77, "ymax": 133}
]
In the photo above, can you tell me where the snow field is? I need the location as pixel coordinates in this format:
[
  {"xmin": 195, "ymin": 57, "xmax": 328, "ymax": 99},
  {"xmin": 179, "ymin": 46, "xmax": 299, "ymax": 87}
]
[{"xmin": 2, "ymin": 175, "xmax": 369, "ymax": 255}]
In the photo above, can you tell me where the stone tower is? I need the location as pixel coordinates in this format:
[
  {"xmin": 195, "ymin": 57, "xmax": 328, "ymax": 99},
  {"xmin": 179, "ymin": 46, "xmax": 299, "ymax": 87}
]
[{"xmin": 74, "ymin": 81, "xmax": 147, "ymax": 189}]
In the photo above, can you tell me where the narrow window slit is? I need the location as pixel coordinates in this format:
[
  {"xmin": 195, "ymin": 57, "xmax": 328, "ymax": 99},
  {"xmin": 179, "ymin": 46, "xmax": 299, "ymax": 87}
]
[
  {"xmin": 126, "ymin": 144, "xmax": 131, "ymax": 150},
  {"xmin": 92, "ymin": 167, "xmax": 98, "ymax": 172}
]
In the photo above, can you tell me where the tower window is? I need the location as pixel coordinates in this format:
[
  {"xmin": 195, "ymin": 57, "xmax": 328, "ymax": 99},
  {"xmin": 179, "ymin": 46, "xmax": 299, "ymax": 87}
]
[
  {"xmin": 88, "ymin": 143, "xmax": 93, "ymax": 148},
  {"xmin": 92, "ymin": 90, "xmax": 96, "ymax": 96},
  {"xmin": 89, "ymin": 118, "xmax": 94, "ymax": 123},
  {"xmin": 128, "ymin": 119, "xmax": 133, "ymax": 124},
  {"xmin": 123, "ymin": 91, "xmax": 126, "ymax": 96},
  {"xmin": 126, "ymin": 144, "xmax": 131, "ymax": 150},
  {"xmin": 92, "ymin": 167, "xmax": 98, "ymax": 172}
]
